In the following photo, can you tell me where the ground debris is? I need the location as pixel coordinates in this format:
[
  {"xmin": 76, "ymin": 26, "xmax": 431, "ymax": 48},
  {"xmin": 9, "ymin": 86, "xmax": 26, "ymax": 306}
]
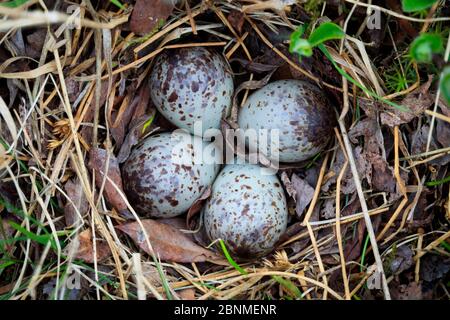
[
  {"xmin": 130, "ymin": 0, "xmax": 176, "ymax": 35},
  {"xmin": 88, "ymin": 148, "xmax": 133, "ymax": 219},
  {"xmin": 117, "ymin": 219, "xmax": 224, "ymax": 264}
]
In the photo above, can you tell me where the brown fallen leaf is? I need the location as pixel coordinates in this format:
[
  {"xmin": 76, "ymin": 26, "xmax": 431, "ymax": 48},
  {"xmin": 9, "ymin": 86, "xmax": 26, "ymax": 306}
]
[
  {"xmin": 227, "ymin": 10, "xmax": 245, "ymax": 34},
  {"xmin": 411, "ymin": 125, "xmax": 438, "ymax": 156},
  {"xmin": 117, "ymin": 113, "xmax": 155, "ymax": 163},
  {"xmin": 0, "ymin": 217, "xmax": 14, "ymax": 251},
  {"xmin": 80, "ymin": 77, "xmax": 117, "ymax": 144},
  {"xmin": 178, "ymin": 288, "xmax": 196, "ymax": 300},
  {"xmin": 321, "ymin": 198, "xmax": 335, "ymax": 220},
  {"xmin": 381, "ymin": 76, "xmax": 434, "ymax": 127},
  {"xmin": 109, "ymin": 96, "xmax": 138, "ymax": 149},
  {"xmin": 389, "ymin": 245, "xmax": 414, "ymax": 276},
  {"xmin": 280, "ymin": 171, "xmax": 296, "ymax": 200},
  {"xmin": 371, "ymin": 153, "xmax": 396, "ymax": 194},
  {"xmin": 26, "ymin": 28, "xmax": 47, "ymax": 58},
  {"xmin": 88, "ymin": 148, "xmax": 132, "ymax": 219},
  {"xmin": 420, "ymin": 255, "xmax": 450, "ymax": 283},
  {"xmin": 322, "ymin": 147, "xmax": 371, "ymax": 195},
  {"xmin": 291, "ymin": 174, "xmax": 314, "ymax": 218},
  {"xmin": 344, "ymin": 218, "xmax": 366, "ymax": 261},
  {"xmin": 64, "ymin": 178, "xmax": 89, "ymax": 228},
  {"xmin": 110, "ymin": 81, "xmax": 151, "ymax": 150},
  {"xmin": 0, "ymin": 143, "xmax": 12, "ymax": 171},
  {"xmin": 117, "ymin": 219, "xmax": 223, "ymax": 264},
  {"xmin": 390, "ymin": 282, "xmax": 424, "ymax": 300},
  {"xmin": 186, "ymin": 186, "xmax": 211, "ymax": 229},
  {"xmin": 436, "ymin": 105, "xmax": 450, "ymax": 148},
  {"xmin": 72, "ymin": 229, "xmax": 112, "ymax": 263},
  {"xmin": 230, "ymin": 58, "xmax": 278, "ymax": 73},
  {"xmin": 130, "ymin": 0, "xmax": 176, "ymax": 35}
]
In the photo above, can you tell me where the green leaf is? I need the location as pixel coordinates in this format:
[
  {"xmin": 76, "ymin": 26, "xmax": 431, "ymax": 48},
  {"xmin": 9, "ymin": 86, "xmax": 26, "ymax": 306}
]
[
  {"xmin": 0, "ymin": 260, "xmax": 16, "ymax": 270},
  {"xmin": 8, "ymin": 221, "xmax": 58, "ymax": 250},
  {"xmin": 142, "ymin": 112, "xmax": 156, "ymax": 133},
  {"xmin": 0, "ymin": 0, "xmax": 29, "ymax": 8},
  {"xmin": 289, "ymin": 25, "xmax": 311, "ymax": 57},
  {"xmin": 401, "ymin": 0, "xmax": 438, "ymax": 12},
  {"xmin": 440, "ymin": 241, "xmax": 450, "ymax": 252},
  {"xmin": 290, "ymin": 23, "xmax": 344, "ymax": 58},
  {"xmin": 410, "ymin": 33, "xmax": 444, "ymax": 63},
  {"xmin": 440, "ymin": 66, "xmax": 450, "ymax": 105},
  {"xmin": 308, "ymin": 22, "xmax": 345, "ymax": 47},
  {"xmin": 218, "ymin": 239, "xmax": 247, "ymax": 275},
  {"xmin": 272, "ymin": 276, "xmax": 302, "ymax": 299},
  {"xmin": 425, "ymin": 174, "xmax": 450, "ymax": 187},
  {"xmin": 109, "ymin": 0, "xmax": 125, "ymax": 10},
  {"xmin": 290, "ymin": 38, "xmax": 313, "ymax": 57}
]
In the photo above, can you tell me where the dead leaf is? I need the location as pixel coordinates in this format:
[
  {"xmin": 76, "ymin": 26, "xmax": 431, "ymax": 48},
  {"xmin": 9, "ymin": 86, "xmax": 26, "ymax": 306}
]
[
  {"xmin": 130, "ymin": 0, "xmax": 175, "ymax": 35},
  {"xmin": 388, "ymin": 245, "xmax": 414, "ymax": 275},
  {"xmin": 348, "ymin": 117, "xmax": 378, "ymax": 145},
  {"xmin": 371, "ymin": 153, "xmax": 396, "ymax": 194},
  {"xmin": 227, "ymin": 10, "xmax": 245, "ymax": 34},
  {"xmin": 230, "ymin": 58, "xmax": 278, "ymax": 73},
  {"xmin": 80, "ymin": 77, "xmax": 116, "ymax": 144},
  {"xmin": 110, "ymin": 82, "xmax": 150, "ymax": 150},
  {"xmin": 26, "ymin": 28, "xmax": 47, "ymax": 57},
  {"xmin": 322, "ymin": 147, "xmax": 371, "ymax": 195},
  {"xmin": 385, "ymin": 0, "xmax": 418, "ymax": 39},
  {"xmin": 72, "ymin": 229, "xmax": 112, "ymax": 263},
  {"xmin": 65, "ymin": 78, "xmax": 81, "ymax": 104},
  {"xmin": 229, "ymin": 70, "xmax": 275, "ymax": 124},
  {"xmin": 381, "ymin": 76, "xmax": 434, "ymax": 127},
  {"xmin": 88, "ymin": 148, "xmax": 132, "ymax": 219},
  {"xmin": 110, "ymin": 96, "xmax": 138, "ymax": 148},
  {"xmin": 344, "ymin": 218, "xmax": 366, "ymax": 261},
  {"xmin": 390, "ymin": 282, "xmax": 424, "ymax": 300},
  {"xmin": 411, "ymin": 125, "xmax": 437, "ymax": 156},
  {"xmin": 436, "ymin": 105, "xmax": 450, "ymax": 149},
  {"xmin": 117, "ymin": 219, "xmax": 223, "ymax": 263},
  {"xmin": 64, "ymin": 178, "xmax": 89, "ymax": 227},
  {"xmin": 420, "ymin": 255, "xmax": 450, "ymax": 282},
  {"xmin": 280, "ymin": 172, "xmax": 296, "ymax": 200},
  {"xmin": 291, "ymin": 174, "xmax": 314, "ymax": 218},
  {"xmin": 178, "ymin": 288, "xmax": 196, "ymax": 300},
  {"xmin": 117, "ymin": 113, "xmax": 156, "ymax": 163},
  {"xmin": 0, "ymin": 143, "xmax": 12, "ymax": 171},
  {"xmin": 321, "ymin": 198, "xmax": 335, "ymax": 220},
  {"xmin": 142, "ymin": 262, "xmax": 165, "ymax": 287},
  {"xmin": 0, "ymin": 217, "xmax": 14, "ymax": 251},
  {"xmin": 6, "ymin": 79, "xmax": 18, "ymax": 108},
  {"xmin": 186, "ymin": 186, "xmax": 211, "ymax": 229}
]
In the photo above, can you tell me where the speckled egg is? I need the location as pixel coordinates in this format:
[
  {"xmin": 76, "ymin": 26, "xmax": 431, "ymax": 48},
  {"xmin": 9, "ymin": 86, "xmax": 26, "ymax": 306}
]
[
  {"xmin": 238, "ymin": 80, "xmax": 336, "ymax": 163},
  {"xmin": 122, "ymin": 132, "xmax": 221, "ymax": 218},
  {"xmin": 202, "ymin": 164, "xmax": 288, "ymax": 258},
  {"xmin": 149, "ymin": 47, "xmax": 234, "ymax": 136}
]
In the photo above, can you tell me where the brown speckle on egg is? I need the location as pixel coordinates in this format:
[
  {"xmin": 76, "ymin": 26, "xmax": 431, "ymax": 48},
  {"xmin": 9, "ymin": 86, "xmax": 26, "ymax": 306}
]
[
  {"xmin": 202, "ymin": 164, "xmax": 288, "ymax": 258},
  {"xmin": 149, "ymin": 47, "xmax": 234, "ymax": 136},
  {"xmin": 122, "ymin": 132, "xmax": 220, "ymax": 218},
  {"xmin": 238, "ymin": 80, "xmax": 336, "ymax": 163}
]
